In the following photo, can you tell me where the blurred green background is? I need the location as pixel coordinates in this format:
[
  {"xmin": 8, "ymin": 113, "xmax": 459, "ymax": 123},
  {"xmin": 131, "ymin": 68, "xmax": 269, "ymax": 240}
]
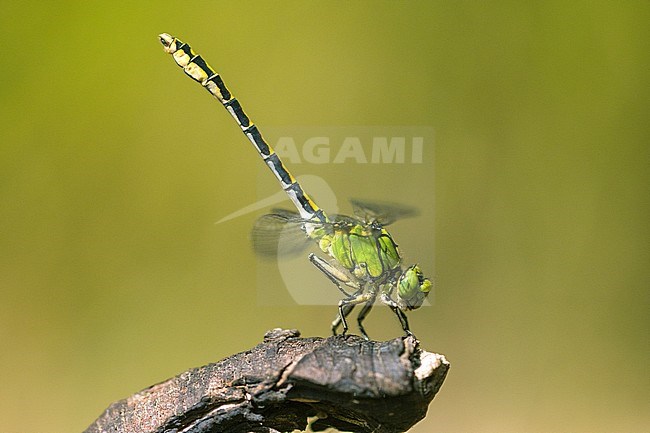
[{"xmin": 1, "ymin": 1, "xmax": 648, "ymax": 432}]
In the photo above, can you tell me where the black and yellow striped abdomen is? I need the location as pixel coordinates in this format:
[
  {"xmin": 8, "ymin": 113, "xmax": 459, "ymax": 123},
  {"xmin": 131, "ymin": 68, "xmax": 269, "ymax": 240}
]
[{"xmin": 159, "ymin": 33, "xmax": 326, "ymax": 223}]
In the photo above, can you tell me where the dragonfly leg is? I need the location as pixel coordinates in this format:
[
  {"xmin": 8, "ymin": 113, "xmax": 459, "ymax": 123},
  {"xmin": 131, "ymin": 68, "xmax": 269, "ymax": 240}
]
[
  {"xmin": 380, "ymin": 293, "xmax": 413, "ymax": 337},
  {"xmin": 309, "ymin": 253, "xmax": 357, "ymax": 297},
  {"xmin": 356, "ymin": 299, "xmax": 375, "ymax": 340},
  {"xmin": 332, "ymin": 303, "xmax": 355, "ymax": 336},
  {"xmin": 331, "ymin": 287, "xmax": 363, "ymax": 335},
  {"xmin": 336, "ymin": 290, "xmax": 375, "ymax": 336}
]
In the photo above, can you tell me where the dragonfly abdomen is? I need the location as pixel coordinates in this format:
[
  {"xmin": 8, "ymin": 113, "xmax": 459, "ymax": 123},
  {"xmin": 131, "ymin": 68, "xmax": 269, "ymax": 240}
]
[{"xmin": 159, "ymin": 34, "xmax": 326, "ymax": 224}]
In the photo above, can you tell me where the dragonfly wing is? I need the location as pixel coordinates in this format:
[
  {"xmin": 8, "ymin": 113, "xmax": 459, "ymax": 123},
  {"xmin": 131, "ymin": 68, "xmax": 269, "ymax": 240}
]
[
  {"xmin": 251, "ymin": 211, "xmax": 311, "ymax": 258},
  {"xmin": 350, "ymin": 198, "xmax": 420, "ymax": 225}
]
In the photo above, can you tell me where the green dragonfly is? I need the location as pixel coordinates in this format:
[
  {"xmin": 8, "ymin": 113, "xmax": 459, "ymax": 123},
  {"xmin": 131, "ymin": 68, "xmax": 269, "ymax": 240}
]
[{"xmin": 159, "ymin": 33, "xmax": 432, "ymax": 339}]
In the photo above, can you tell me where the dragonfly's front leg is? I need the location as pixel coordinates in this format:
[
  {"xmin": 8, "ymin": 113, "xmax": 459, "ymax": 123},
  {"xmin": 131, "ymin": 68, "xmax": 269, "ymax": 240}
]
[{"xmin": 380, "ymin": 293, "xmax": 413, "ymax": 337}]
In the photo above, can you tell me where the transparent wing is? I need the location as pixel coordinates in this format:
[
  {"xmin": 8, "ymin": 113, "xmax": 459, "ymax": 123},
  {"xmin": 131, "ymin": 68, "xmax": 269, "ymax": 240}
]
[
  {"xmin": 350, "ymin": 198, "xmax": 419, "ymax": 225},
  {"xmin": 251, "ymin": 210, "xmax": 312, "ymax": 258}
]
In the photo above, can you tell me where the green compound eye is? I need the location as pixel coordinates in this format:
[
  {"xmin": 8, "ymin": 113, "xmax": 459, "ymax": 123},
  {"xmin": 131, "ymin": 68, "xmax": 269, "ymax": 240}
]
[
  {"xmin": 420, "ymin": 278, "xmax": 432, "ymax": 293},
  {"xmin": 397, "ymin": 265, "xmax": 431, "ymax": 309}
]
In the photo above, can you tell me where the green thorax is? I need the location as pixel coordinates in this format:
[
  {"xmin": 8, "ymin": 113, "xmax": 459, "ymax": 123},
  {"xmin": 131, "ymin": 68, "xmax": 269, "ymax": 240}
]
[{"xmin": 313, "ymin": 219, "xmax": 402, "ymax": 281}]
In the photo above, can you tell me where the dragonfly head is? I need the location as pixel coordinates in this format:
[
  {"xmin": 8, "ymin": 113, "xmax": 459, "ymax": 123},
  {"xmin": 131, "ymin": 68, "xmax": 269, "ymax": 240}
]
[
  {"xmin": 159, "ymin": 33, "xmax": 178, "ymax": 54},
  {"xmin": 396, "ymin": 265, "xmax": 431, "ymax": 310}
]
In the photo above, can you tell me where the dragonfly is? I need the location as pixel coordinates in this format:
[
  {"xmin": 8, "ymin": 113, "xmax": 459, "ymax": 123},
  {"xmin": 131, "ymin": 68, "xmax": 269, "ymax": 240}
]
[{"xmin": 159, "ymin": 33, "xmax": 432, "ymax": 339}]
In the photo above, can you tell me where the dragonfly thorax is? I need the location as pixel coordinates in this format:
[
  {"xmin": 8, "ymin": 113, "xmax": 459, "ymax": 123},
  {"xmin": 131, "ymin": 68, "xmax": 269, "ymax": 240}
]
[{"xmin": 317, "ymin": 220, "xmax": 402, "ymax": 282}]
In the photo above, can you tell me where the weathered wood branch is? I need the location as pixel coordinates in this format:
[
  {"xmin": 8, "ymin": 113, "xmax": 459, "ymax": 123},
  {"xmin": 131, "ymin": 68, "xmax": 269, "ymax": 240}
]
[{"xmin": 84, "ymin": 329, "xmax": 449, "ymax": 433}]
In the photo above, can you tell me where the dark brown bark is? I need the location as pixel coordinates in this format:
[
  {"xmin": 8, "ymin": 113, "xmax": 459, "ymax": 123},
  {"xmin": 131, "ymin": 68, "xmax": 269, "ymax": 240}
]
[{"xmin": 84, "ymin": 329, "xmax": 449, "ymax": 433}]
